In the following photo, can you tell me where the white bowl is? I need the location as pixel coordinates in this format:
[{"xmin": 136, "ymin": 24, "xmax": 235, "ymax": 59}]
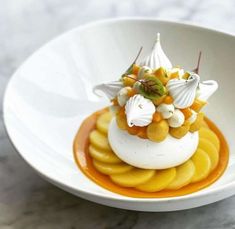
[{"xmin": 3, "ymin": 18, "xmax": 235, "ymax": 212}]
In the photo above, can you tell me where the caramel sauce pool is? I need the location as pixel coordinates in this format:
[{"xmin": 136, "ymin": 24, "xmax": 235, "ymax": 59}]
[{"xmin": 73, "ymin": 108, "xmax": 229, "ymax": 198}]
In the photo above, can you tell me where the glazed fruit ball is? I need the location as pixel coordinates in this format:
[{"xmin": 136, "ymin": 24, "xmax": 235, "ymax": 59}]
[
  {"xmin": 169, "ymin": 121, "xmax": 190, "ymax": 139},
  {"xmin": 147, "ymin": 120, "xmax": 169, "ymax": 142}
]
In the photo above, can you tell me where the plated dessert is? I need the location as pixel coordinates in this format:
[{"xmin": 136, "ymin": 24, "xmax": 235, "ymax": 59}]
[{"xmin": 73, "ymin": 34, "xmax": 229, "ymax": 198}]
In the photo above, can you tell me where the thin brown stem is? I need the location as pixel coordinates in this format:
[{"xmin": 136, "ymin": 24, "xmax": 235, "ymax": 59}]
[
  {"xmin": 193, "ymin": 51, "xmax": 202, "ymax": 74},
  {"xmin": 132, "ymin": 46, "xmax": 143, "ymax": 64},
  {"xmin": 122, "ymin": 47, "xmax": 143, "ymax": 76},
  {"xmin": 125, "ymin": 75, "xmax": 139, "ymax": 82}
]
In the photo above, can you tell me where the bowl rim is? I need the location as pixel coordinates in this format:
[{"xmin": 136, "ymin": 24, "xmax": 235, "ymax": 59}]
[{"xmin": 3, "ymin": 17, "xmax": 235, "ymax": 204}]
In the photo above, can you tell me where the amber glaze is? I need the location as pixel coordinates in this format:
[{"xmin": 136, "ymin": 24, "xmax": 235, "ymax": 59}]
[{"xmin": 73, "ymin": 108, "xmax": 229, "ymax": 198}]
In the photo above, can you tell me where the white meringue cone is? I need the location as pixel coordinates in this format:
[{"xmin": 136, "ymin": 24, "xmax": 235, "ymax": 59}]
[
  {"xmin": 93, "ymin": 81, "xmax": 123, "ymax": 99},
  {"xmin": 140, "ymin": 33, "xmax": 172, "ymax": 69},
  {"xmin": 167, "ymin": 72, "xmax": 200, "ymax": 109},
  {"xmin": 125, "ymin": 94, "xmax": 155, "ymax": 127},
  {"xmin": 197, "ymin": 80, "xmax": 218, "ymax": 101}
]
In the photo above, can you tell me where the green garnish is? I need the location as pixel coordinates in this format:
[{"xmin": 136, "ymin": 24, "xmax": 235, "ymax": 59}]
[{"xmin": 139, "ymin": 76, "xmax": 166, "ymax": 100}]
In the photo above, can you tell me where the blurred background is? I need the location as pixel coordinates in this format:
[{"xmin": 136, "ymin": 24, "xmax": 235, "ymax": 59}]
[{"xmin": 1, "ymin": 0, "xmax": 235, "ymax": 228}]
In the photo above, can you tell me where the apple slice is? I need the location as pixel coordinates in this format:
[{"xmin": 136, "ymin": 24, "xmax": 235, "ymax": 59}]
[
  {"xmin": 96, "ymin": 112, "xmax": 112, "ymax": 134},
  {"xmin": 191, "ymin": 149, "xmax": 211, "ymax": 183},
  {"xmin": 93, "ymin": 160, "xmax": 133, "ymax": 175},
  {"xmin": 89, "ymin": 145, "xmax": 121, "ymax": 164},
  {"xmin": 198, "ymin": 138, "xmax": 219, "ymax": 171},
  {"xmin": 89, "ymin": 130, "xmax": 111, "ymax": 151},
  {"xmin": 136, "ymin": 168, "xmax": 176, "ymax": 192},
  {"xmin": 199, "ymin": 127, "xmax": 220, "ymax": 151},
  {"xmin": 110, "ymin": 169, "xmax": 155, "ymax": 187},
  {"xmin": 167, "ymin": 160, "xmax": 195, "ymax": 190}
]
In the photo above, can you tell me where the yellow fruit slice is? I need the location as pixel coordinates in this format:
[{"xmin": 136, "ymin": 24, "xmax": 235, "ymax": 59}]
[
  {"xmin": 167, "ymin": 160, "xmax": 195, "ymax": 190},
  {"xmin": 110, "ymin": 169, "xmax": 155, "ymax": 187},
  {"xmin": 89, "ymin": 145, "xmax": 121, "ymax": 164},
  {"xmin": 169, "ymin": 122, "xmax": 190, "ymax": 139},
  {"xmin": 201, "ymin": 120, "xmax": 209, "ymax": 128},
  {"xmin": 198, "ymin": 138, "xmax": 219, "ymax": 171},
  {"xmin": 136, "ymin": 168, "xmax": 176, "ymax": 192},
  {"xmin": 199, "ymin": 127, "xmax": 220, "ymax": 151},
  {"xmin": 93, "ymin": 160, "xmax": 133, "ymax": 175},
  {"xmin": 89, "ymin": 130, "xmax": 111, "ymax": 151},
  {"xmin": 191, "ymin": 149, "xmax": 211, "ymax": 183},
  {"xmin": 96, "ymin": 112, "xmax": 112, "ymax": 134}
]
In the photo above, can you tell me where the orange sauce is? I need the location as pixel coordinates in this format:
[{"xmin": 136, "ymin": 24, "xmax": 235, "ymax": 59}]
[{"xmin": 73, "ymin": 108, "xmax": 229, "ymax": 198}]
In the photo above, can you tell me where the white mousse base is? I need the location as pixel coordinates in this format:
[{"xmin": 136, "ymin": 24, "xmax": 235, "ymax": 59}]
[{"xmin": 108, "ymin": 118, "xmax": 199, "ymax": 169}]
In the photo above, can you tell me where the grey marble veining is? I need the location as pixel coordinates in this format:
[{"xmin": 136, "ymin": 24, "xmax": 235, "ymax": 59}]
[{"xmin": 1, "ymin": 0, "xmax": 235, "ymax": 228}]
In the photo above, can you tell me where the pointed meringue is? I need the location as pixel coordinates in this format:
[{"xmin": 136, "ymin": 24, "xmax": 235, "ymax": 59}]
[
  {"xmin": 167, "ymin": 72, "xmax": 200, "ymax": 109},
  {"xmin": 125, "ymin": 94, "xmax": 155, "ymax": 127},
  {"xmin": 93, "ymin": 81, "xmax": 123, "ymax": 99},
  {"xmin": 197, "ymin": 80, "xmax": 218, "ymax": 101},
  {"xmin": 140, "ymin": 33, "xmax": 172, "ymax": 69}
]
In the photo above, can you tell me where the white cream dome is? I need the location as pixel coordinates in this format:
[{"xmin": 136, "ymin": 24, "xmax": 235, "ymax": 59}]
[{"xmin": 108, "ymin": 118, "xmax": 199, "ymax": 169}]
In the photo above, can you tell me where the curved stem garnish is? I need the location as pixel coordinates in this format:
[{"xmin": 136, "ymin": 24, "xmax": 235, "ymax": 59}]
[
  {"xmin": 122, "ymin": 47, "xmax": 143, "ymax": 76},
  {"xmin": 133, "ymin": 46, "xmax": 143, "ymax": 64},
  {"xmin": 193, "ymin": 51, "xmax": 202, "ymax": 74}
]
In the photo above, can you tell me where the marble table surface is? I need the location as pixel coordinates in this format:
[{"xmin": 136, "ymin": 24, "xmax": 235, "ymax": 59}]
[{"xmin": 1, "ymin": 0, "xmax": 235, "ymax": 228}]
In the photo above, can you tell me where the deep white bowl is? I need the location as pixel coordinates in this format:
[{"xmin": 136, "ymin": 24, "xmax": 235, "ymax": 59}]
[{"xmin": 3, "ymin": 18, "xmax": 235, "ymax": 211}]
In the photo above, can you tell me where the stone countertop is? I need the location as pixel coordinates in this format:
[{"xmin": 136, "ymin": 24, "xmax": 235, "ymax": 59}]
[{"xmin": 1, "ymin": 0, "xmax": 235, "ymax": 228}]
